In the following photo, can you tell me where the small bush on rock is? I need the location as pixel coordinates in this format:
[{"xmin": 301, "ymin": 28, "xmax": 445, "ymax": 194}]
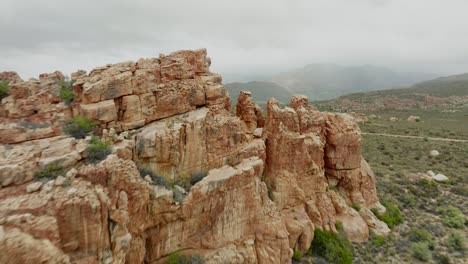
[
  {"xmin": 34, "ymin": 162, "xmax": 64, "ymax": 181},
  {"xmin": 138, "ymin": 167, "xmax": 170, "ymax": 188},
  {"xmin": 308, "ymin": 228, "xmax": 353, "ymax": 264},
  {"xmin": 86, "ymin": 136, "xmax": 112, "ymax": 163},
  {"xmin": 172, "ymin": 175, "xmax": 192, "ymax": 192},
  {"xmin": 64, "ymin": 116, "xmax": 96, "ymax": 139},
  {"xmin": 59, "ymin": 78, "xmax": 75, "ymax": 104},
  {"xmin": 0, "ymin": 80, "xmax": 9, "ymax": 100},
  {"xmin": 351, "ymin": 203, "xmax": 362, "ymax": 211},
  {"xmin": 410, "ymin": 242, "xmax": 432, "ymax": 262}
]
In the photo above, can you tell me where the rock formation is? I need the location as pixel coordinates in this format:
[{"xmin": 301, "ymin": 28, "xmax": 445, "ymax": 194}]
[{"xmin": 0, "ymin": 49, "xmax": 388, "ymax": 263}]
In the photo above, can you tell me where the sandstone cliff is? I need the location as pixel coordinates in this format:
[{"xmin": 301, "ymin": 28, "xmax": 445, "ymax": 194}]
[{"xmin": 0, "ymin": 49, "xmax": 388, "ymax": 263}]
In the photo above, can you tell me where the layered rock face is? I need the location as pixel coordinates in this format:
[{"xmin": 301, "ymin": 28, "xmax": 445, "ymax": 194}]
[{"xmin": 0, "ymin": 49, "xmax": 388, "ymax": 263}]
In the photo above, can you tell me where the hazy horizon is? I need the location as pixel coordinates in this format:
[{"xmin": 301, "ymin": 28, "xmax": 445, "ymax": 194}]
[{"xmin": 1, "ymin": 0, "xmax": 468, "ymax": 82}]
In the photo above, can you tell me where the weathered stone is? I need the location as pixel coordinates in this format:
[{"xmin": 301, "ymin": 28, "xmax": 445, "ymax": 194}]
[{"xmin": 26, "ymin": 182, "xmax": 43, "ymax": 193}]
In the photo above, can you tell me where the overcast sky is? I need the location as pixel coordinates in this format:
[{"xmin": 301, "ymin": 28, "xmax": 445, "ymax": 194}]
[{"xmin": 1, "ymin": 0, "xmax": 468, "ymax": 82}]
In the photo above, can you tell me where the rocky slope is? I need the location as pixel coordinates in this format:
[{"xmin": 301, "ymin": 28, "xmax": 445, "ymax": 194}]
[{"xmin": 0, "ymin": 49, "xmax": 389, "ymax": 263}]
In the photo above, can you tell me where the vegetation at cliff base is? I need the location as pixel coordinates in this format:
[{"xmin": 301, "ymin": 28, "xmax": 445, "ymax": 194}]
[
  {"xmin": 292, "ymin": 250, "xmax": 303, "ymax": 261},
  {"xmin": 85, "ymin": 136, "xmax": 112, "ymax": 163},
  {"xmin": 308, "ymin": 228, "xmax": 353, "ymax": 264},
  {"xmin": 0, "ymin": 80, "xmax": 10, "ymax": 100},
  {"xmin": 165, "ymin": 252, "xmax": 204, "ymax": 264},
  {"xmin": 372, "ymin": 199, "xmax": 403, "ymax": 229},
  {"xmin": 64, "ymin": 116, "xmax": 96, "ymax": 139}
]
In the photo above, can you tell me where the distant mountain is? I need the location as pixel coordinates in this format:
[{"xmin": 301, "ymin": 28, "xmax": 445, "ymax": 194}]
[
  {"xmin": 410, "ymin": 72, "xmax": 468, "ymax": 96},
  {"xmin": 314, "ymin": 72, "xmax": 468, "ymax": 112},
  {"xmin": 271, "ymin": 64, "xmax": 436, "ymax": 100},
  {"xmin": 225, "ymin": 81, "xmax": 293, "ymax": 103}
]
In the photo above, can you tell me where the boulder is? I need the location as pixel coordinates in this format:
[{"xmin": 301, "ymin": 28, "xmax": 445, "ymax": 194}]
[{"xmin": 432, "ymin": 173, "xmax": 449, "ymax": 182}]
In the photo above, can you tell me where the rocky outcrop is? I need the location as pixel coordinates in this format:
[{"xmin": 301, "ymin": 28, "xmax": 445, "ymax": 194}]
[
  {"xmin": 264, "ymin": 96, "xmax": 384, "ymax": 243},
  {"xmin": 0, "ymin": 49, "xmax": 388, "ymax": 263},
  {"xmin": 236, "ymin": 90, "xmax": 264, "ymax": 134}
]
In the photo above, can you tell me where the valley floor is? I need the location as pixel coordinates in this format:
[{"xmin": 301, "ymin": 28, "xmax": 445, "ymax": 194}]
[{"xmin": 355, "ymin": 107, "xmax": 467, "ymax": 263}]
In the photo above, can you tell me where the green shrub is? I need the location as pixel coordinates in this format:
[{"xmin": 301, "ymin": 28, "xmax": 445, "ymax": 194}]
[
  {"xmin": 292, "ymin": 250, "xmax": 303, "ymax": 261},
  {"xmin": 59, "ymin": 78, "xmax": 75, "ymax": 104},
  {"xmin": 335, "ymin": 221, "xmax": 344, "ymax": 232},
  {"xmin": 166, "ymin": 252, "xmax": 204, "ymax": 264},
  {"xmin": 373, "ymin": 199, "xmax": 403, "ymax": 229},
  {"xmin": 409, "ymin": 228, "xmax": 435, "ymax": 250},
  {"xmin": 438, "ymin": 206, "xmax": 465, "ymax": 228},
  {"xmin": 410, "ymin": 242, "xmax": 432, "ymax": 262},
  {"xmin": 0, "ymin": 80, "xmax": 9, "ymax": 100},
  {"xmin": 64, "ymin": 116, "xmax": 96, "ymax": 139},
  {"xmin": 308, "ymin": 228, "xmax": 353, "ymax": 264},
  {"xmin": 434, "ymin": 253, "xmax": 450, "ymax": 264},
  {"xmin": 86, "ymin": 136, "xmax": 112, "ymax": 163},
  {"xmin": 34, "ymin": 162, "xmax": 64, "ymax": 181},
  {"xmin": 351, "ymin": 203, "xmax": 361, "ymax": 211},
  {"xmin": 372, "ymin": 235, "xmax": 385, "ymax": 247},
  {"xmin": 447, "ymin": 231, "xmax": 465, "ymax": 252},
  {"xmin": 190, "ymin": 172, "xmax": 208, "ymax": 185},
  {"xmin": 138, "ymin": 167, "xmax": 170, "ymax": 188}
]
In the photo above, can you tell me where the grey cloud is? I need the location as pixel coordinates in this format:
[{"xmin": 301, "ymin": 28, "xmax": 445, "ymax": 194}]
[{"xmin": 1, "ymin": 0, "xmax": 468, "ymax": 80}]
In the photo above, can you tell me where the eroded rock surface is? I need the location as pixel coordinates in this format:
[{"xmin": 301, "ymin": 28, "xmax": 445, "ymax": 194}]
[{"xmin": 0, "ymin": 49, "xmax": 388, "ymax": 263}]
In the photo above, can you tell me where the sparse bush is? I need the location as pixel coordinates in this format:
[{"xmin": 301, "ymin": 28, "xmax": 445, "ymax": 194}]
[
  {"xmin": 410, "ymin": 242, "xmax": 432, "ymax": 262},
  {"xmin": 438, "ymin": 206, "xmax": 465, "ymax": 228},
  {"xmin": 190, "ymin": 172, "xmax": 207, "ymax": 185},
  {"xmin": 372, "ymin": 235, "xmax": 385, "ymax": 247},
  {"xmin": 409, "ymin": 228, "xmax": 435, "ymax": 250},
  {"xmin": 0, "ymin": 80, "xmax": 9, "ymax": 100},
  {"xmin": 86, "ymin": 136, "xmax": 112, "ymax": 163},
  {"xmin": 434, "ymin": 253, "xmax": 450, "ymax": 264},
  {"xmin": 292, "ymin": 250, "xmax": 303, "ymax": 261},
  {"xmin": 414, "ymin": 178, "xmax": 440, "ymax": 197},
  {"xmin": 308, "ymin": 228, "xmax": 353, "ymax": 264},
  {"xmin": 172, "ymin": 174, "xmax": 192, "ymax": 192},
  {"xmin": 138, "ymin": 167, "xmax": 170, "ymax": 188},
  {"xmin": 373, "ymin": 199, "xmax": 403, "ymax": 229},
  {"xmin": 166, "ymin": 252, "xmax": 204, "ymax": 264},
  {"xmin": 34, "ymin": 162, "xmax": 64, "ymax": 181},
  {"xmin": 335, "ymin": 221, "xmax": 344, "ymax": 231},
  {"xmin": 59, "ymin": 78, "xmax": 75, "ymax": 105},
  {"xmin": 447, "ymin": 231, "xmax": 465, "ymax": 252},
  {"xmin": 64, "ymin": 116, "xmax": 96, "ymax": 139}
]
